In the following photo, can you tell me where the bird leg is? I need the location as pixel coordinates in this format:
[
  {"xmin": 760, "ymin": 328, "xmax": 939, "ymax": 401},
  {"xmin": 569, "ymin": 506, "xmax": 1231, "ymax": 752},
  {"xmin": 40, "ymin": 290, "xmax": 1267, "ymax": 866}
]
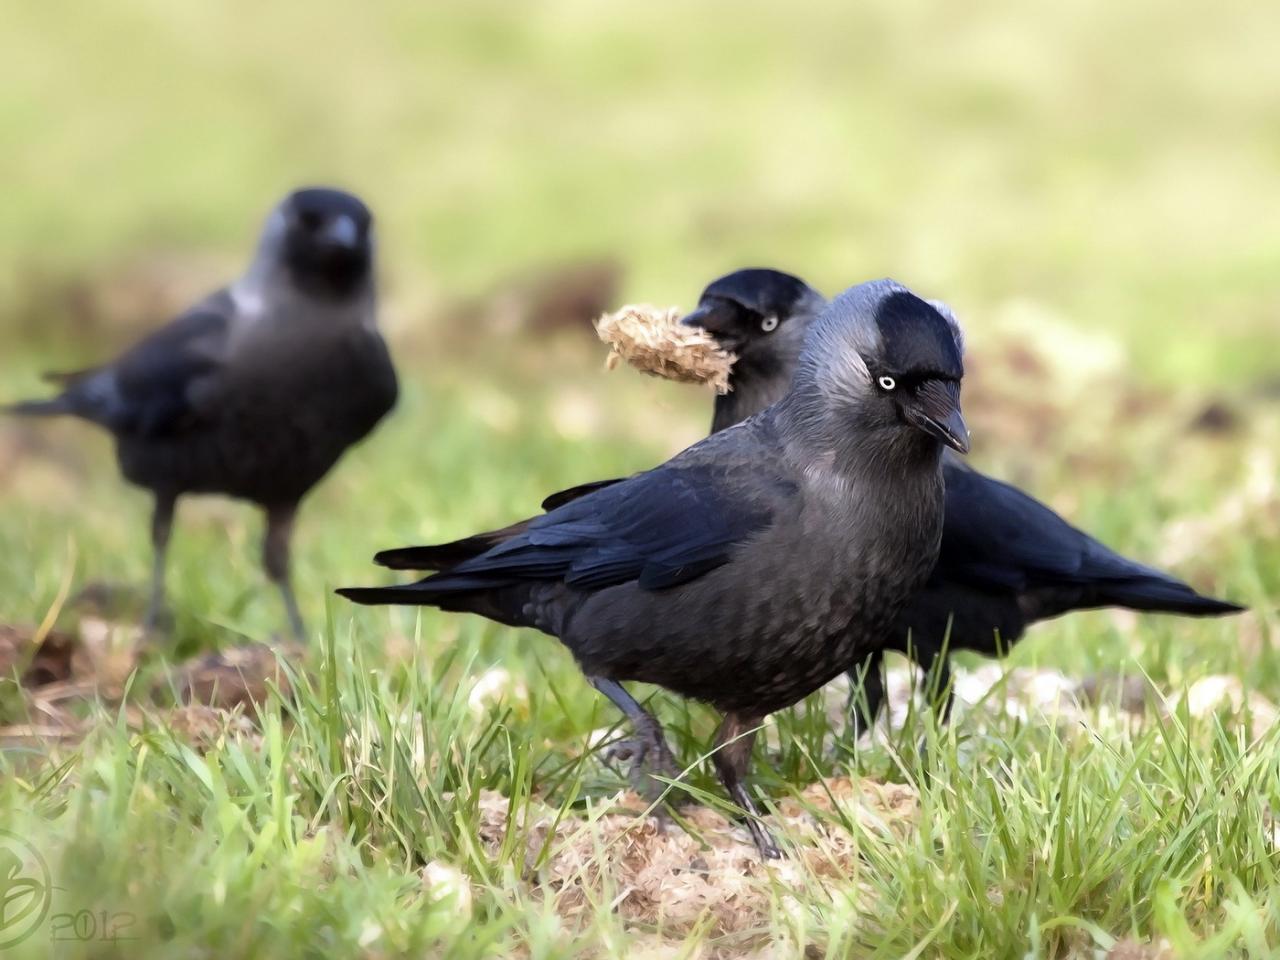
[
  {"xmin": 896, "ymin": 645, "xmax": 955, "ymax": 768},
  {"xmin": 588, "ymin": 677, "xmax": 681, "ymax": 802},
  {"xmin": 142, "ymin": 494, "xmax": 176, "ymax": 635},
  {"xmin": 847, "ymin": 645, "xmax": 956, "ymax": 746},
  {"xmin": 846, "ymin": 649, "xmax": 886, "ymax": 739},
  {"xmin": 711, "ymin": 711, "xmax": 780, "ymax": 859},
  {"xmin": 263, "ymin": 503, "xmax": 305, "ymax": 641},
  {"xmin": 918, "ymin": 646, "xmax": 955, "ymax": 723}
]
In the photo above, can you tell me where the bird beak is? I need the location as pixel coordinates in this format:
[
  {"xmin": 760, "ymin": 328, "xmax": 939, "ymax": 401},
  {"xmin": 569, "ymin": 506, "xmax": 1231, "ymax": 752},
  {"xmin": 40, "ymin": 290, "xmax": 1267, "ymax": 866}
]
[
  {"xmin": 681, "ymin": 303, "xmax": 741, "ymax": 350},
  {"xmin": 904, "ymin": 379, "xmax": 969, "ymax": 454},
  {"xmin": 680, "ymin": 304, "xmax": 716, "ymax": 330},
  {"xmin": 321, "ymin": 214, "xmax": 360, "ymax": 250}
]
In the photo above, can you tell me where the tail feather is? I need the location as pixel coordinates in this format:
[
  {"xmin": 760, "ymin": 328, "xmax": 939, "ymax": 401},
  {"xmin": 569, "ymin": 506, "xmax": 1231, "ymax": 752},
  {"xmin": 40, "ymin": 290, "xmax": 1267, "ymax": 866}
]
[
  {"xmin": 338, "ymin": 573, "xmax": 509, "ymax": 605},
  {"xmin": 42, "ymin": 367, "xmax": 98, "ymax": 386},
  {"xmin": 337, "ymin": 584, "xmax": 434, "ymax": 605},
  {"xmin": 374, "ymin": 519, "xmax": 533, "ymax": 571},
  {"xmin": 374, "ymin": 539, "xmax": 494, "ymax": 571},
  {"xmin": 541, "ymin": 477, "xmax": 624, "ymax": 511},
  {"xmin": 5, "ymin": 396, "xmax": 75, "ymax": 417},
  {"xmin": 1093, "ymin": 576, "xmax": 1244, "ymax": 616},
  {"xmin": 375, "ymin": 480, "xmax": 622, "ymax": 573},
  {"xmin": 338, "ymin": 580, "xmax": 541, "ymax": 632},
  {"xmin": 6, "ymin": 367, "xmax": 101, "ymax": 417}
]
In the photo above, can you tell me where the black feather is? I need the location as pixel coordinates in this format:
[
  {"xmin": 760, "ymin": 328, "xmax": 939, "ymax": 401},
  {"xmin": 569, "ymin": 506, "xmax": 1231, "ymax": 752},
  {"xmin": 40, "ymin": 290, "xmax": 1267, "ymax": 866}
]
[
  {"xmin": 5, "ymin": 397, "xmax": 74, "ymax": 417},
  {"xmin": 1083, "ymin": 579, "xmax": 1244, "ymax": 617},
  {"xmin": 374, "ymin": 520, "xmax": 532, "ymax": 571},
  {"xmin": 935, "ymin": 464, "xmax": 1237, "ymax": 614},
  {"xmin": 421, "ymin": 464, "xmax": 779, "ymax": 595},
  {"xmin": 541, "ymin": 478, "xmax": 624, "ymax": 511},
  {"xmin": 874, "ymin": 292, "xmax": 964, "ymax": 380},
  {"xmin": 337, "ymin": 585, "xmax": 429, "ymax": 605},
  {"xmin": 701, "ymin": 268, "xmax": 811, "ymax": 320}
]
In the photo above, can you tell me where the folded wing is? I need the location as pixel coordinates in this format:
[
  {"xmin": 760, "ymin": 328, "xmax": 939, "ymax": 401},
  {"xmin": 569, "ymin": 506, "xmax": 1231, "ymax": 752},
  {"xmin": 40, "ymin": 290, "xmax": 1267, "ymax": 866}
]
[
  {"xmin": 342, "ymin": 460, "xmax": 786, "ymax": 604},
  {"xmin": 937, "ymin": 461, "xmax": 1242, "ymax": 616},
  {"xmin": 8, "ymin": 293, "xmax": 232, "ymax": 438}
]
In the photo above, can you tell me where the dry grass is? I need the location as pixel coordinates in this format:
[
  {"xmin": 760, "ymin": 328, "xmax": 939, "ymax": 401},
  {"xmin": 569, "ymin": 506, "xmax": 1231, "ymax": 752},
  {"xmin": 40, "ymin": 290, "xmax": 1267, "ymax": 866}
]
[
  {"xmin": 595, "ymin": 305, "xmax": 736, "ymax": 394},
  {"xmin": 470, "ymin": 778, "xmax": 916, "ymax": 945}
]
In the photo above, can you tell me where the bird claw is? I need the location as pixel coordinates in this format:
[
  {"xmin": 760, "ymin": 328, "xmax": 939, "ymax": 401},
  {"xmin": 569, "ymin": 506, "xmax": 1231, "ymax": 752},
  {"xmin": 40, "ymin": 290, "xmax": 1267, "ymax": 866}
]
[
  {"xmin": 741, "ymin": 817, "xmax": 782, "ymax": 859},
  {"xmin": 757, "ymin": 835, "xmax": 783, "ymax": 860},
  {"xmin": 602, "ymin": 738, "xmax": 644, "ymax": 765},
  {"xmin": 603, "ymin": 735, "xmax": 682, "ymax": 804},
  {"xmin": 141, "ymin": 606, "xmax": 174, "ymax": 641}
]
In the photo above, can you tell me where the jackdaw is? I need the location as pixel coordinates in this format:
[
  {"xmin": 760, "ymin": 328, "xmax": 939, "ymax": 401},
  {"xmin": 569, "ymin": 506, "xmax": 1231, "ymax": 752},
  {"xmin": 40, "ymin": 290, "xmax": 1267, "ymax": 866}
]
[
  {"xmin": 596, "ymin": 270, "xmax": 1246, "ymax": 729},
  {"xmin": 341, "ymin": 279, "xmax": 969, "ymax": 857},
  {"xmin": 406, "ymin": 267, "xmax": 1243, "ymax": 732},
  {"xmin": 7, "ymin": 187, "xmax": 398, "ymax": 638}
]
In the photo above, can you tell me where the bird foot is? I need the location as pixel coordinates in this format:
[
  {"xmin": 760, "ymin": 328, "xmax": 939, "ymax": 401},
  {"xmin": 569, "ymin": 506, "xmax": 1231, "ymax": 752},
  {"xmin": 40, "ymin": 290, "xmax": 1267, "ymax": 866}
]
[
  {"xmin": 140, "ymin": 606, "xmax": 175, "ymax": 643},
  {"xmin": 742, "ymin": 817, "xmax": 782, "ymax": 859},
  {"xmin": 604, "ymin": 733, "xmax": 682, "ymax": 804}
]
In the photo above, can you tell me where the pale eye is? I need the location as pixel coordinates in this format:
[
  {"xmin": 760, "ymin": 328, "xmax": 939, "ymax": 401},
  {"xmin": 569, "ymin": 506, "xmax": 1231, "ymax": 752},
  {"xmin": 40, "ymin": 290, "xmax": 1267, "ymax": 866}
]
[
  {"xmin": 878, "ymin": 375, "xmax": 897, "ymax": 391},
  {"xmin": 760, "ymin": 315, "xmax": 779, "ymax": 333}
]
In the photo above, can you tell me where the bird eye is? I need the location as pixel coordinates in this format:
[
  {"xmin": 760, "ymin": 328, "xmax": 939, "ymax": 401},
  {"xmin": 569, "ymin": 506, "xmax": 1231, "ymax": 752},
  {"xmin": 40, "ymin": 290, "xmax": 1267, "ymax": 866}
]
[
  {"xmin": 877, "ymin": 375, "xmax": 897, "ymax": 391},
  {"xmin": 760, "ymin": 315, "xmax": 779, "ymax": 333}
]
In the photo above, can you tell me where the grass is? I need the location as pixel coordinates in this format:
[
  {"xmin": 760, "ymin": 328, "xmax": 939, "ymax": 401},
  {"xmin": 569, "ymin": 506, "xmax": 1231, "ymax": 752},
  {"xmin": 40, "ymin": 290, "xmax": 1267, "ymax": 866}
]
[{"xmin": 2, "ymin": 1, "xmax": 1279, "ymax": 957}]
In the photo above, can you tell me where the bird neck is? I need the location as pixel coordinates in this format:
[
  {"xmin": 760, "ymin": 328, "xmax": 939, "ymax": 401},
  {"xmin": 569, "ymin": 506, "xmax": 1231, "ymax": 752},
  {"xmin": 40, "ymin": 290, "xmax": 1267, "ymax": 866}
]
[
  {"xmin": 230, "ymin": 271, "xmax": 377, "ymax": 331},
  {"xmin": 711, "ymin": 337, "xmax": 808, "ymax": 434},
  {"xmin": 711, "ymin": 374, "xmax": 790, "ymax": 434},
  {"xmin": 773, "ymin": 379, "xmax": 945, "ymax": 483}
]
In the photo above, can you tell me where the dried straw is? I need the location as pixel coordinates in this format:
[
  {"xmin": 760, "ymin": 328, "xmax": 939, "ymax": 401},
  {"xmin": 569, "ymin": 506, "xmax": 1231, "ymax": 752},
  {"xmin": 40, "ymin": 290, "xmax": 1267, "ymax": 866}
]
[
  {"xmin": 595, "ymin": 304, "xmax": 736, "ymax": 394},
  {"xmin": 472, "ymin": 776, "xmax": 918, "ymax": 940}
]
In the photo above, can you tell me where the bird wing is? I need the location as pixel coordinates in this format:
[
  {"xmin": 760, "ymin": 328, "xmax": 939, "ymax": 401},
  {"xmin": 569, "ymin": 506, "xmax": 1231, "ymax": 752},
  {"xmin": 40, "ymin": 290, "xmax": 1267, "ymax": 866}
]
[
  {"xmin": 373, "ymin": 479, "xmax": 624, "ymax": 571},
  {"xmin": 373, "ymin": 519, "xmax": 534, "ymax": 571},
  {"xmin": 464, "ymin": 460, "xmax": 781, "ymax": 591},
  {"xmin": 936, "ymin": 460, "xmax": 1241, "ymax": 613},
  {"xmin": 541, "ymin": 477, "xmax": 625, "ymax": 511},
  {"xmin": 935, "ymin": 463, "xmax": 1086, "ymax": 591},
  {"xmin": 49, "ymin": 292, "xmax": 233, "ymax": 437},
  {"xmin": 351, "ymin": 454, "xmax": 788, "ymax": 605}
]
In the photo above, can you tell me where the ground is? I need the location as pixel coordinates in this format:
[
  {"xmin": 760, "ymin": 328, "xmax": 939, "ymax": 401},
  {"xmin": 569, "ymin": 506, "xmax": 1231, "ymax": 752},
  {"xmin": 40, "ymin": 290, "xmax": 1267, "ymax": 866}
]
[{"xmin": 0, "ymin": 2, "xmax": 1278, "ymax": 958}]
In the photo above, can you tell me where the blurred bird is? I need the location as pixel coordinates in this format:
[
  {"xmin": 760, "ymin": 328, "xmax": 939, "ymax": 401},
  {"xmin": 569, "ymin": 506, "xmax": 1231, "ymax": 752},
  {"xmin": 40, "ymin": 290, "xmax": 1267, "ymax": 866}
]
[
  {"xmin": 7, "ymin": 188, "xmax": 398, "ymax": 638},
  {"xmin": 400, "ymin": 267, "xmax": 1244, "ymax": 733},
  {"xmin": 341, "ymin": 279, "xmax": 969, "ymax": 857},
  {"xmin": 684, "ymin": 268, "xmax": 828, "ymax": 434}
]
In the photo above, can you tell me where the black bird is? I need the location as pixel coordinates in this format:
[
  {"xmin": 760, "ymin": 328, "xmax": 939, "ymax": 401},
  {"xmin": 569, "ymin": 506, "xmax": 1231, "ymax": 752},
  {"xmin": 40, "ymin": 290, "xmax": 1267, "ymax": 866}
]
[
  {"xmin": 403, "ymin": 267, "xmax": 1244, "ymax": 732},
  {"xmin": 342, "ymin": 279, "xmax": 969, "ymax": 857},
  {"xmin": 684, "ymin": 269, "xmax": 829, "ymax": 434},
  {"xmin": 7, "ymin": 188, "xmax": 398, "ymax": 638}
]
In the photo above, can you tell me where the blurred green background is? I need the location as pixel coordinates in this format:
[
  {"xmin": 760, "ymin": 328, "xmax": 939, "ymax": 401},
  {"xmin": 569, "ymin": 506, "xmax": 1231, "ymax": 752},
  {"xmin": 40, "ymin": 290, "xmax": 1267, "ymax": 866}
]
[
  {"xmin": 4, "ymin": 0, "xmax": 1278, "ymax": 371},
  {"xmin": 3, "ymin": 0, "xmax": 1279, "ymax": 638},
  {"xmin": 1, "ymin": 0, "xmax": 1277, "ymax": 644},
  {"xmin": 2, "ymin": 4, "xmax": 1280, "ymax": 957}
]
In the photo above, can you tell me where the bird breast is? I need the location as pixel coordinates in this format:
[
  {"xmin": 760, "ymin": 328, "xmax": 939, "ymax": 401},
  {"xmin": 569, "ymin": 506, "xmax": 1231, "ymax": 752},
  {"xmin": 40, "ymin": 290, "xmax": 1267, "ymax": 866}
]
[{"xmin": 565, "ymin": 466, "xmax": 945, "ymax": 714}]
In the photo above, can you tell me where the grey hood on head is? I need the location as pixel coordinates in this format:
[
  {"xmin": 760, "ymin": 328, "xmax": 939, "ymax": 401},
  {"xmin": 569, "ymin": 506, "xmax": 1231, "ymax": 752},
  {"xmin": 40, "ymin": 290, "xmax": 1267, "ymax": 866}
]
[
  {"xmin": 791, "ymin": 278, "xmax": 905, "ymax": 395},
  {"xmin": 781, "ymin": 278, "xmax": 968, "ymax": 465},
  {"xmin": 233, "ymin": 189, "xmax": 378, "ymax": 326}
]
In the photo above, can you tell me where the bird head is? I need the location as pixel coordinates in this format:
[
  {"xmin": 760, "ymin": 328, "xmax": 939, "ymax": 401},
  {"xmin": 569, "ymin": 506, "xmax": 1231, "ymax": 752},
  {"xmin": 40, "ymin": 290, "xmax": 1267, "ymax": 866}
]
[
  {"xmin": 273, "ymin": 187, "xmax": 375, "ymax": 299},
  {"xmin": 679, "ymin": 269, "xmax": 826, "ymax": 372},
  {"xmin": 797, "ymin": 279, "xmax": 969, "ymax": 455}
]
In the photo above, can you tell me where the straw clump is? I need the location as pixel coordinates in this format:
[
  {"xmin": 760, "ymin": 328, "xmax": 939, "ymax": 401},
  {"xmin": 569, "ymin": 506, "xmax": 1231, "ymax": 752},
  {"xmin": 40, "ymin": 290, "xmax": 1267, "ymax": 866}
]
[
  {"xmin": 472, "ymin": 777, "xmax": 918, "ymax": 940},
  {"xmin": 595, "ymin": 304, "xmax": 736, "ymax": 394}
]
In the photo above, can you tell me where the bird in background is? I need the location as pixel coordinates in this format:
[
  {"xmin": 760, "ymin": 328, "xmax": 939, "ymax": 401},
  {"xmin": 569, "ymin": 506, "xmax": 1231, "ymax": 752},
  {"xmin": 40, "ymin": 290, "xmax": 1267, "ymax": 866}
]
[
  {"xmin": 342, "ymin": 279, "xmax": 970, "ymax": 858},
  {"xmin": 396, "ymin": 267, "xmax": 1243, "ymax": 732},
  {"xmin": 7, "ymin": 187, "xmax": 399, "ymax": 639}
]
